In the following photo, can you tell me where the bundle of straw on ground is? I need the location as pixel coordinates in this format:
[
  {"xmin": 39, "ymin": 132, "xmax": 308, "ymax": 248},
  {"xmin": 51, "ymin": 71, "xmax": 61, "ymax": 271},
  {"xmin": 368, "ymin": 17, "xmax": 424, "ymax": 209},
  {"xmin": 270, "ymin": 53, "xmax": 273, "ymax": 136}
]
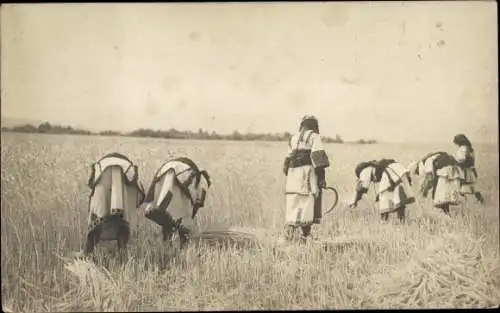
[
  {"xmin": 193, "ymin": 226, "xmax": 272, "ymax": 249},
  {"xmin": 310, "ymin": 236, "xmax": 382, "ymax": 253},
  {"xmin": 2, "ymin": 302, "xmax": 14, "ymax": 313},
  {"xmin": 58, "ymin": 259, "xmax": 119, "ymax": 312},
  {"xmin": 194, "ymin": 226, "xmax": 382, "ymax": 255},
  {"xmin": 361, "ymin": 232, "xmax": 500, "ymax": 309}
]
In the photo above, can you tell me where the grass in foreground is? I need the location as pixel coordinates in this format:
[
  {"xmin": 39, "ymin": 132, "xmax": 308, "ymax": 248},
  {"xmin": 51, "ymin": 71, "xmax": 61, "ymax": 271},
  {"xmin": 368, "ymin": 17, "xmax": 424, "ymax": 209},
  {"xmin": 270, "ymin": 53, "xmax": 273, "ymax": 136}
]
[{"xmin": 1, "ymin": 133, "xmax": 499, "ymax": 311}]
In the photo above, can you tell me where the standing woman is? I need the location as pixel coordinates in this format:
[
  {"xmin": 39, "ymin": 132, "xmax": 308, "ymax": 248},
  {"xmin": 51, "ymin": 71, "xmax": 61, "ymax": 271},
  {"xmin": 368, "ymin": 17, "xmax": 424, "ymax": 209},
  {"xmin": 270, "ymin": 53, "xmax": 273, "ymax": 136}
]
[
  {"xmin": 282, "ymin": 115, "xmax": 330, "ymax": 242},
  {"xmin": 453, "ymin": 134, "xmax": 485, "ymax": 203}
]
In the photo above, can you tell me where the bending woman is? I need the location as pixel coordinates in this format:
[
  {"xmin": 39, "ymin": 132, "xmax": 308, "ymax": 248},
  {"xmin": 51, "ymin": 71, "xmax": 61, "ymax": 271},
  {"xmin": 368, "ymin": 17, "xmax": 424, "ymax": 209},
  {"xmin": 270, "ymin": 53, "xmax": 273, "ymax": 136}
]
[{"xmin": 348, "ymin": 159, "xmax": 415, "ymax": 222}]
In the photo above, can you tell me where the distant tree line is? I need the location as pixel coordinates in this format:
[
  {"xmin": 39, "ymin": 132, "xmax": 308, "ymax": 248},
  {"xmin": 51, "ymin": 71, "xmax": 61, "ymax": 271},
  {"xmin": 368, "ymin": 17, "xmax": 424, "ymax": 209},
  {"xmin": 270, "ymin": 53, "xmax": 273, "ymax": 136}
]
[
  {"xmin": 1, "ymin": 122, "xmax": 93, "ymax": 135},
  {"xmin": 356, "ymin": 139, "xmax": 378, "ymax": 144},
  {"xmin": 1, "ymin": 121, "xmax": 377, "ymax": 144}
]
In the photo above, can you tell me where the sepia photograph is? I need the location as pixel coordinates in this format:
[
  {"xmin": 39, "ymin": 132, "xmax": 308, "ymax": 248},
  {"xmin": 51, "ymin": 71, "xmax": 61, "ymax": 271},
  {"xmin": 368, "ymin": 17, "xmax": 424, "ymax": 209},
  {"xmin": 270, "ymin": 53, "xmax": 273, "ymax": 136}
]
[{"xmin": 1, "ymin": 1, "xmax": 499, "ymax": 311}]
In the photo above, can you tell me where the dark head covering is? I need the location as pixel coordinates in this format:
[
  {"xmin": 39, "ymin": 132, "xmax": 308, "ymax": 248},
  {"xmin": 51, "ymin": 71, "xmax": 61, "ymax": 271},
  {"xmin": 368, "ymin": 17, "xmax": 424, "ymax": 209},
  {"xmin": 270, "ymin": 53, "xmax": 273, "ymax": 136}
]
[
  {"xmin": 299, "ymin": 115, "xmax": 320, "ymax": 134},
  {"xmin": 355, "ymin": 161, "xmax": 374, "ymax": 178},
  {"xmin": 453, "ymin": 134, "xmax": 473, "ymax": 151}
]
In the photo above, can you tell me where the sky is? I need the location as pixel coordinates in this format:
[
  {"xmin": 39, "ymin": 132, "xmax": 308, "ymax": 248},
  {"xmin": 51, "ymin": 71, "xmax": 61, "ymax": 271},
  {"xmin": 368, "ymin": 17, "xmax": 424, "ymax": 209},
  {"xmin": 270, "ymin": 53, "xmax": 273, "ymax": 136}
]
[{"xmin": 1, "ymin": 2, "xmax": 498, "ymax": 144}]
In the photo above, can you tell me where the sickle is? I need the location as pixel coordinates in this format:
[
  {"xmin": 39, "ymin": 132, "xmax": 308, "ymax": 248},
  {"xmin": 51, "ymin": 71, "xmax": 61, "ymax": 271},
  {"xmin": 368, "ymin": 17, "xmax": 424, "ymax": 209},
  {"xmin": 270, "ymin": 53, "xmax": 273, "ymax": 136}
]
[{"xmin": 322, "ymin": 186, "xmax": 339, "ymax": 215}]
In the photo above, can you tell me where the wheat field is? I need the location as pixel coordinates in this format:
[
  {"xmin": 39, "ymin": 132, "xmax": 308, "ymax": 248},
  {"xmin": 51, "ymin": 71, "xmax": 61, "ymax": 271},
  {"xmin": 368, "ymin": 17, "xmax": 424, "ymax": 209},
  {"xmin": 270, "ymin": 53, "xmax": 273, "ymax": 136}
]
[{"xmin": 1, "ymin": 132, "xmax": 499, "ymax": 311}]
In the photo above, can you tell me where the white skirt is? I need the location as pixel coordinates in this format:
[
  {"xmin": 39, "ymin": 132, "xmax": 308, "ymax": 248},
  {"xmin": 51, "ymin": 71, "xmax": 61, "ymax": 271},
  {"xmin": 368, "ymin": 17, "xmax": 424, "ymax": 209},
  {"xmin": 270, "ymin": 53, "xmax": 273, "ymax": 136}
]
[
  {"xmin": 285, "ymin": 165, "xmax": 321, "ymax": 226},
  {"xmin": 378, "ymin": 176, "xmax": 415, "ymax": 214},
  {"xmin": 144, "ymin": 169, "xmax": 197, "ymax": 233},
  {"xmin": 88, "ymin": 166, "xmax": 142, "ymax": 240}
]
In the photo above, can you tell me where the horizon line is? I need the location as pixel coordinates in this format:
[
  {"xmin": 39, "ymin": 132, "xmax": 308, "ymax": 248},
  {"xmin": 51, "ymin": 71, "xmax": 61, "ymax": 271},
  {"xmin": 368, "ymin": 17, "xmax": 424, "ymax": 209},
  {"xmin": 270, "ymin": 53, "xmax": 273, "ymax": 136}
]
[
  {"xmin": 0, "ymin": 116, "xmax": 370, "ymax": 141},
  {"xmin": 1, "ymin": 115, "xmax": 498, "ymax": 146}
]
